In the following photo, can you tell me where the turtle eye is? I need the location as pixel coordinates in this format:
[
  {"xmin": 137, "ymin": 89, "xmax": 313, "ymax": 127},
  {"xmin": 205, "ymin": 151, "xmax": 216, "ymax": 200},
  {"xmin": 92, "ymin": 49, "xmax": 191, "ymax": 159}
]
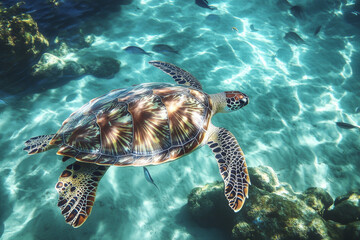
[{"xmin": 225, "ymin": 91, "xmax": 249, "ymax": 111}]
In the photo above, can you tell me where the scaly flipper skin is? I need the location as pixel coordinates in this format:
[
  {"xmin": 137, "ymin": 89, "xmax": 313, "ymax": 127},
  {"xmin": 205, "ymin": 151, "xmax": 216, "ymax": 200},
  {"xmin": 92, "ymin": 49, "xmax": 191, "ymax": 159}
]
[
  {"xmin": 56, "ymin": 162, "xmax": 109, "ymax": 228},
  {"xmin": 149, "ymin": 61, "xmax": 203, "ymax": 90},
  {"xmin": 23, "ymin": 134, "xmax": 55, "ymax": 154},
  {"xmin": 207, "ymin": 127, "xmax": 250, "ymax": 212}
]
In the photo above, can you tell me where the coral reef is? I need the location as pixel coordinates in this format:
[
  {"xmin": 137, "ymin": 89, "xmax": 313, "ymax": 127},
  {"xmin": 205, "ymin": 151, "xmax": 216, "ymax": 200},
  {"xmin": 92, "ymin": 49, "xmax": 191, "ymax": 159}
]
[{"xmin": 187, "ymin": 166, "xmax": 359, "ymax": 239}]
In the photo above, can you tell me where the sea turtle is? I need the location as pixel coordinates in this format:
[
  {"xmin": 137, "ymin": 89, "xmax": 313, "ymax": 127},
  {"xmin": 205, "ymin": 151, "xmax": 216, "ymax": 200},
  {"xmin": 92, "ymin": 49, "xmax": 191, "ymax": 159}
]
[{"xmin": 24, "ymin": 61, "xmax": 250, "ymax": 228}]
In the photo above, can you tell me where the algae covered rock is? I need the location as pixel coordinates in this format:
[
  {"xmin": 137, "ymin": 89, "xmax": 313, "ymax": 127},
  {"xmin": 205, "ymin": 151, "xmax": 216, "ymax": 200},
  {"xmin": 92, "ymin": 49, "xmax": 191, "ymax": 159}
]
[
  {"xmin": 248, "ymin": 165, "xmax": 279, "ymax": 193},
  {"xmin": 187, "ymin": 166, "xmax": 344, "ymax": 240},
  {"xmin": 32, "ymin": 53, "xmax": 85, "ymax": 81},
  {"xmin": 0, "ymin": 2, "xmax": 49, "ymax": 94},
  {"xmin": 300, "ymin": 187, "xmax": 334, "ymax": 216},
  {"xmin": 32, "ymin": 53, "xmax": 66, "ymax": 79},
  {"xmin": 344, "ymin": 221, "xmax": 360, "ymax": 240},
  {"xmin": 0, "ymin": 2, "xmax": 48, "ymax": 73},
  {"xmin": 79, "ymin": 56, "xmax": 121, "ymax": 78},
  {"xmin": 324, "ymin": 190, "xmax": 360, "ymax": 224},
  {"xmin": 187, "ymin": 181, "xmax": 236, "ymax": 229},
  {"xmin": 232, "ymin": 186, "xmax": 338, "ymax": 240}
]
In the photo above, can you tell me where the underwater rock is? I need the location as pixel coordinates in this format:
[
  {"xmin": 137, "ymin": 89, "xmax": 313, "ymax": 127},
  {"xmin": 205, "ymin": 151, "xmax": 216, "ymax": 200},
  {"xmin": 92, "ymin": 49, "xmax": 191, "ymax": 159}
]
[
  {"xmin": 324, "ymin": 190, "xmax": 360, "ymax": 224},
  {"xmin": 0, "ymin": 2, "xmax": 49, "ymax": 92},
  {"xmin": 54, "ymin": 32, "xmax": 95, "ymax": 51},
  {"xmin": 344, "ymin": 221, "xmax": 360, "ymax": 240},
  {"xmin": 32, "ymin": 53, "xmax": 66, "ymax": 80},
  {"xmin": 80, "ymin": 56, "xmax": 121, "ymax": 78},
  {"xmin": 247, "ymin": 165, "xmax": 280, "ymax": 193},
  {"xmin": 300, "ymin": 187, "xmax": 333, "ymax": 216},
  {"xmin": 0, "ymin": 2, "xmax": 49, "ymax": 69},
  {"xmin": 63, "ymin": 60, "xmax": 86, "ymax": 78},
  {"xmin": 187, "ymin": 166, "xmax": 344, "ymax": 240},
  {"xmin": 52, "ymin": 42, "xmax": 72, "ymax": 57},
  {"xmin": 232, "ymin": 183, "xmax": 338, "ymax": 239},
  {"xmin": 187, "ymin": 181, "xmax": 236, "ymax": 230},
  {"xmin": 32, "ymin": 53, "xmax": 85, "ymax": 80}
]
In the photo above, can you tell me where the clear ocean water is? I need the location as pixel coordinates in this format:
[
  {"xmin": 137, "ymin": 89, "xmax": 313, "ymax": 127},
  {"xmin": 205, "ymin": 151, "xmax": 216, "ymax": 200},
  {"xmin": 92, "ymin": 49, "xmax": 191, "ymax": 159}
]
[{"xmin": 1, "ymin": 0, "xmax": 360, "ymax": 239}]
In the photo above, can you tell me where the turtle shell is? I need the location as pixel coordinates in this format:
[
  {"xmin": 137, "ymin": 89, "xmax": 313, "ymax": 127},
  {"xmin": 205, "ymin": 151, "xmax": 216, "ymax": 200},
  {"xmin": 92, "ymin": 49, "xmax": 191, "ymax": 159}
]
[{"xmin": 50, "ymin": 83, "xmax": 213, "ymax": 166}]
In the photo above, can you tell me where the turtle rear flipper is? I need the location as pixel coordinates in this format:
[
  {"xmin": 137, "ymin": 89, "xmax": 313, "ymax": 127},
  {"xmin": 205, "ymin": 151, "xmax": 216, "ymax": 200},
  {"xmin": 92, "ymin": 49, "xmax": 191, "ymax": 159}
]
[
  {"xmin": 207, "ymin": 126, "xmax": 250, "ymax": 212},
  {"xmin": 56, "ymin": 162, "xmax": 109, "ymax": 228},
  {"xmin": 23, "ymin": 134, "xmax": 55, "ymax": 154}
]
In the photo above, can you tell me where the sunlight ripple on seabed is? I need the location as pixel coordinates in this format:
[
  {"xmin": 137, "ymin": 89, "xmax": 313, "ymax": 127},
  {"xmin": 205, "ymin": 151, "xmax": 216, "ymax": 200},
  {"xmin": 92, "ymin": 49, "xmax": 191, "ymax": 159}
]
[{"xmin": 2, "ymin": 0, "xmax": 360, "ymax": 239}]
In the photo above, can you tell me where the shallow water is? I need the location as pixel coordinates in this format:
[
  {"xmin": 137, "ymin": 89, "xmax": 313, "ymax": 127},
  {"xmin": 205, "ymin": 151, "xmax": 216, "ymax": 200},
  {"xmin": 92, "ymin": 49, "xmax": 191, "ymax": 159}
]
[{"xmin": 1, "ymin": 0, "xmax": 360, "ymax": 239}]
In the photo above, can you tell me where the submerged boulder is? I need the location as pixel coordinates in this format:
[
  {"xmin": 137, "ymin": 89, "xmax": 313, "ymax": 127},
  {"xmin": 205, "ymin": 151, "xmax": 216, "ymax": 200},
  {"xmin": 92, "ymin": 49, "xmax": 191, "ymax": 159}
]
[
  {"xmin": 79, "ymin": 56, "xmax": 121, "ymax": 79},
  {"xmin": 187, "ymin": 166, "xmax": 344, "ymax": 240},
  {"xmin": 344, "ymin": 221, "xmax": 360, "ymax": 240},
  {"xmin": 32, "ymin": 53, "xmax": 66, "ymax": 79},
  {"xmin": 324, "ymin": 190, "xmax": 360, "ymax": 224},
  {"xmin": 299, "ymin": 187, "xmax": 334, "ymax": 217},
  {"xmin": 187, "ymin": 181, "xmax": 236, "ymax": 230},
  {"xmin": 32, "ymin": 53, "xmax": 85, "ymax": 81},
  {"xmin": 0, "ymin": 2, "xmax": 49, "ymax": 94},
  {"xmin": 232, "ymin": 186, "xmax": 340, "ymax": 240},
  {"xmin": 0, "ymin": 2, "xmax": 48, "ymax": 74},
  {"xmin": 32, "ymin": 51, "xmax": 120, "ymax": 82}
]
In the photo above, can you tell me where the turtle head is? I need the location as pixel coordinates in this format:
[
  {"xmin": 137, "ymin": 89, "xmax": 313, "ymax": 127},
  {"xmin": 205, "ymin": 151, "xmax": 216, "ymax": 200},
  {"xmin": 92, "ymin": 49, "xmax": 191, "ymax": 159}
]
[
  {"xmin": 224, "ymin": 91, "xmax": 249, "ymax": 111},
  {"xmin": 212, "ymin": 91, "xmax": 249, "ymax": 113}
]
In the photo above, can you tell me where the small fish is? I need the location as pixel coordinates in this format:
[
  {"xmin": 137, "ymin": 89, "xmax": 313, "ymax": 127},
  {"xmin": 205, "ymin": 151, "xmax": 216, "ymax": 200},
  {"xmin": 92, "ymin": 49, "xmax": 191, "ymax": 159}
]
[
  {"xmin": 143, "ymin": 167, "xmax": 159, "ymax": 190},
  {"xmin": 232, "ymin": 27, "xmax": 239, "ymax": 32},
  {"xmin": 250, "ymin": 24, "xmax": 258, "ymax": 32},
  {"xmin": 152, "ymin": 44, "xmax": 179, "ymax": 55},
  {"xmin": 195, "ymin": 0, "xmax": 217, "ymax": 10},
  {"xmin": 336, "ymin": 122, "xmax": 360, "ymax": 129},
  {"xmin": 124, "ymin": 46, "xmax": 152, "ymax": 56},
  {"xmin": 314, "ymin": 25, "xmax": 321, "ymax": 36},
  {"xmin": 284, "ymin": 32, "xmax": 305, "ymax": 45},
  {"xmin": 355, "ymin": 107, "xmax": 360, "ymax": 113},
  {"xmin": 0, "ymin": 99, "xmax": 7, "ymax": 105}
]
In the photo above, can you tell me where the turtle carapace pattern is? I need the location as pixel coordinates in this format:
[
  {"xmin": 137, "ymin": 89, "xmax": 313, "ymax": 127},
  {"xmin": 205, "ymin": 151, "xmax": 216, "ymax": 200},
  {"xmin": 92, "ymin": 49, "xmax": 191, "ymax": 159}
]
[{"xmin": 24, "ymin": 60, "xmax": 250, "ymax": 228}]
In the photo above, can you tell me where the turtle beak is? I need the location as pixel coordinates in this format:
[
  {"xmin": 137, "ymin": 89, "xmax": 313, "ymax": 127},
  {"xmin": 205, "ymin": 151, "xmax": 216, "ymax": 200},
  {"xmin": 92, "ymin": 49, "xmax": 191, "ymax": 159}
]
[{"xmin": 240, "ymin": 93, "xmax": 249, "ymax": 107}]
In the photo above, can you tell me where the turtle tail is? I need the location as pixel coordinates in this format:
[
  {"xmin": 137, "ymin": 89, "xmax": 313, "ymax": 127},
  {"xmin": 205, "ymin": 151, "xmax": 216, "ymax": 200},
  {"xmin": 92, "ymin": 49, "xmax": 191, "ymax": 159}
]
[{"xmin": 23, "ymin": 134, "xmax": 56, "ymax": 155}]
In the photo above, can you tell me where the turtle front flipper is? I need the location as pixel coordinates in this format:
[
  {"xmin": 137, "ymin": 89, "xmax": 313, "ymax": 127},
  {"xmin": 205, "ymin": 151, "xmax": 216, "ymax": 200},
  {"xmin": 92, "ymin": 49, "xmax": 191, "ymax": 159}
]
[
  {"xmin": 23, "ymin": 134, "xmax": 56, "ymax": 154},
  {"xmin": 207, "ymin": 126, "xmax": 250, "ymax": 212},
  {"xmin": 149, "ymin": 60, "xmax": 203, "ymax": 90},
  {"xmin": 56, "ymin": 162, "xmax": 109, "ymax": 228}
]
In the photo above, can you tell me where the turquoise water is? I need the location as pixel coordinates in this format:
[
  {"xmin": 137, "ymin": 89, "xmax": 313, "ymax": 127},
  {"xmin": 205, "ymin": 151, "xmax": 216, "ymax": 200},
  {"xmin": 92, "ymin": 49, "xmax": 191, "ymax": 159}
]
[{"xmin": 1, "ymin": 0, "xmax": 360, "ymax": 239}]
